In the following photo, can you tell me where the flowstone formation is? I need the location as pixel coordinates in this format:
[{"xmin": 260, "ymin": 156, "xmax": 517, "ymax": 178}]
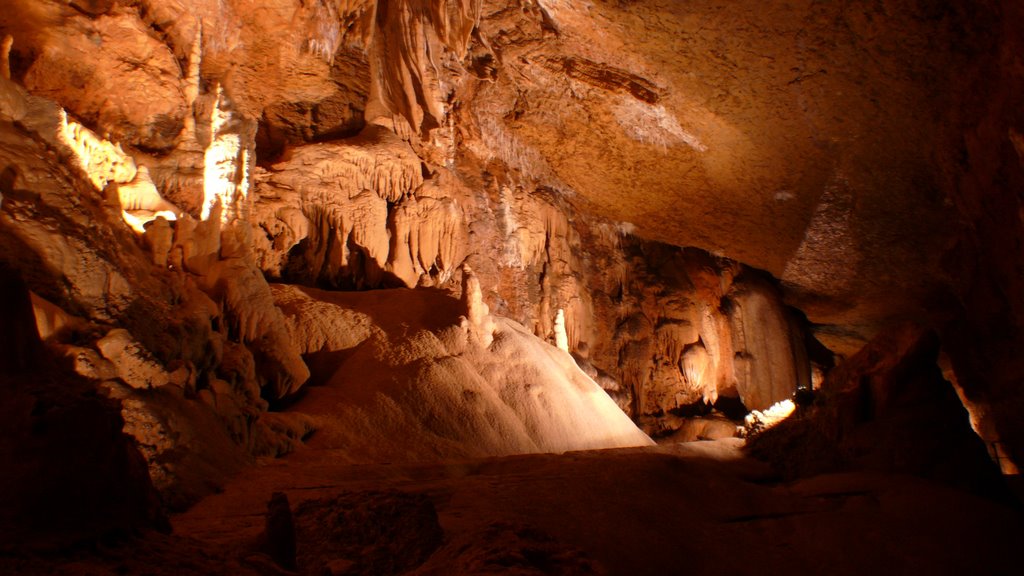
[{"xmin": 0, "ymin": 0, "xmax": 1021, "ymax": 528}]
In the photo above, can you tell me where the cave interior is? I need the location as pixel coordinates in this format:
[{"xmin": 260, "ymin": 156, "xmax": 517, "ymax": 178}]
[{"xmin": 1, "ymin": 1, "xmax": 1023, "ymax": 574}]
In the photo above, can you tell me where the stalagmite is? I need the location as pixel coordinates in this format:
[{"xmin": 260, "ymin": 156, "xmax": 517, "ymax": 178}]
[
  {"xmin": 554, "ymin": 309, "xmax": 569, "ymax": 352},
  {"xmin": 462, "ymin": 265, "xmax": 495, "ymax": 349},
  {"xmin": 202, "ymin": 86, "xmax": 249, "ymax": 223}
]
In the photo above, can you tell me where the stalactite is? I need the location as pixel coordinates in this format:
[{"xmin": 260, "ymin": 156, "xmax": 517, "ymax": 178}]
[
  {"xmin": 251, "ymin": 128, "xmax": 436, "ymax": 287},
  {"xmin": 182, "ymin": 21, "xmax": 202, "ymax": 139},
  {"xmin": 681, "ymin": 340, "xmax": 714, "ymax": 403},
  {"xmin": 726, "ymin": 278, "xmax": 800, "ymax": 411},
  {"xmin": 280, "ymin": 132, "xmax": 423, "ymax": 205},
  {"xmin": 368, "ymin": 0, "xmax": 482, "ymax": 135},
  {"xmin": 386, "ymin": 193, "xmax": 466, "ymax": 287},
  {"xmin": 55, "ymin": 108, "xmax": 183, "ymax": 233}
]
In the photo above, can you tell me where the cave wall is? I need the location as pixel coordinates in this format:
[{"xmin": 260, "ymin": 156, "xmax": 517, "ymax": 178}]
[
  {"xmin": 937, "ymin": 0, "xmax": 1024, "ymax": 472},
  {"xmin": 249, "ymin": 126, "xmax": 818, "ymax": 428}
]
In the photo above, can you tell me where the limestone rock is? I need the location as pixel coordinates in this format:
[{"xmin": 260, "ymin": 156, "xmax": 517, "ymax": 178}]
[
  {"xmin": 414, "ymin": 521, "xmax": 602, "ymax": 576},
  {"xmin": 276, "ymin": 286, "xmax": 653, "ymax": 461},
  {"xmin": 0, "ymin": 75, "xmax": 26, "ymax": 123},
  {"xmin": 61, "ymin": 345, "xmax": 118, "ymax": 382},
  {"xmin": 21, "ymin": 11, "xmax": 187, "ymax": 150},
  {"xmin": 0, "ymin": 34, "xmax": 11, "ymax": 81},
  {"xmin": 97, "ymin": 328, "xmax": 174, "ymax": 390},
  {"xmin": 0, "ymin": 68, "xmax": 309, "ymax": 498},
  {"xmin": 726, "ymin": 277, "xmax": 808, "ymax": 411},
  {"xmin": 271, "ymin": 283, "xmax": 379, "ymax": 386},
  {"xmin": 747, "ymin": 323, "xmax": 1006, "ymax": 498},
  {"xmin": 2, "ymin": 0, "xmax": 1021, "ymax": 505},
  {"xmin": 195, "ymin": 245, "xmax": 310, "ymax": 400},
  {"xmin": 0, "ymin": 83, "xmax": 159, "ymax": 323},
  {"xmin": 56, "ymin": 109, "xmax": 137, "ymax": 190},
  {"xmin": 105, "ymin": 381, "xmax": 250, "ymax": 511},
  {"xmin": 741, "ymin": 400, "xmax": 796, "ymax": 437},
  {"xmin": 936, "ymin": 0, "xmax": 1024, "ymax": 474},
  {"xmin": 656, "ymin": 415, "xmax": 740, "ymax": 444},
  {"xmin": 453, "ymin": 179, "xmax": 820, "ymax": 431},
  {"xmin": 467, "ymin": 0, "xmax": 972, "ymax": 350},
  {"xmin": 272, "ymin": 284, "xmax": 377, "ymax": 356},
  {"xmin": 0, "ymin": 268, "xmax": 166, "ymax": 546},
  {"xmin": 293, "ymin": 491, "xmax": 444, "ymax": 575},
  {"xmin": 133, "ymin": 0, "xmax": 372, "ymax": 147},
  {"xmin": 368, "ymin": 0, "xmax": 481, "ymax": 135}
]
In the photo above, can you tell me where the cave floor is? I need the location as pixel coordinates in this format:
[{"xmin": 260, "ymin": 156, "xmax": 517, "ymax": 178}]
[{"xmin": 12, "ymin": 438, "xmax": 1023, "ymax": 575}]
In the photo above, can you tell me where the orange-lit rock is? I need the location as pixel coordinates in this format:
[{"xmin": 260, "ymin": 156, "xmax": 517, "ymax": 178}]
[
  {"xmin": 1, "ymin": 2, "xmax": 1023, "ymax": 561},
  {"xmin": 21, "ymin": 10, "xmax": 187, "ymax": 150},
  {"xmin": 271, "ymin": 281, "xmax": 652, "ymax": 460},
  {"xmin": 466, "ymin": 0, "xmax": 974, "ymax": 354}
]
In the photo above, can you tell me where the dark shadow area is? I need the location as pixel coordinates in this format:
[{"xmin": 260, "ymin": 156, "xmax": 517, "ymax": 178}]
[
  {"xmin": 0, "ymin": 266, "xmax": 167, "ymax": 551},
  {"xmin": 294, "ymin": 284, "xmax": 464, "ymax": 336},
  {"xmin": 747, "ymin": 323, "xmax": 1013, "ymax": 504},
  {"xmin": 712, "ymin": 396, "xmax": 748, "ymax": 421}
]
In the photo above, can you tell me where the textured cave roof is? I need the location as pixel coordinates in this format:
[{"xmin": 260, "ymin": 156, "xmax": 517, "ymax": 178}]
[
  {"xmin": 1, "ymin": 0, "xmax": 1003, "ymax": 349},
  {"xmin": 466, "ymin": 0, "xmax": 985, "ymax": 339}
]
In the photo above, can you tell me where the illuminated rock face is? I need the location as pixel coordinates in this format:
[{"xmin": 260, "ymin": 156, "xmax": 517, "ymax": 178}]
[
  {"xmin": 250, "ymin": 126, "xmax": 468, "ymax": 288},
  {"xmin": 270, "ymin": 283, "xmax": 653, "ymax": 460},
  {"xmin": 0, "ymin": 0, "xmax": 1022, "ymax": 489}
]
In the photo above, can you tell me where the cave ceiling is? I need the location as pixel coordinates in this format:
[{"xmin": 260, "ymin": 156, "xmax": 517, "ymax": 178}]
[
  {"xmin": 465, "ymin": 0, "xmax": 973, "ymax": 333},
  {"xmin": 0, "ymin": 0, "xmax": 996, "ymax": 343}
]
